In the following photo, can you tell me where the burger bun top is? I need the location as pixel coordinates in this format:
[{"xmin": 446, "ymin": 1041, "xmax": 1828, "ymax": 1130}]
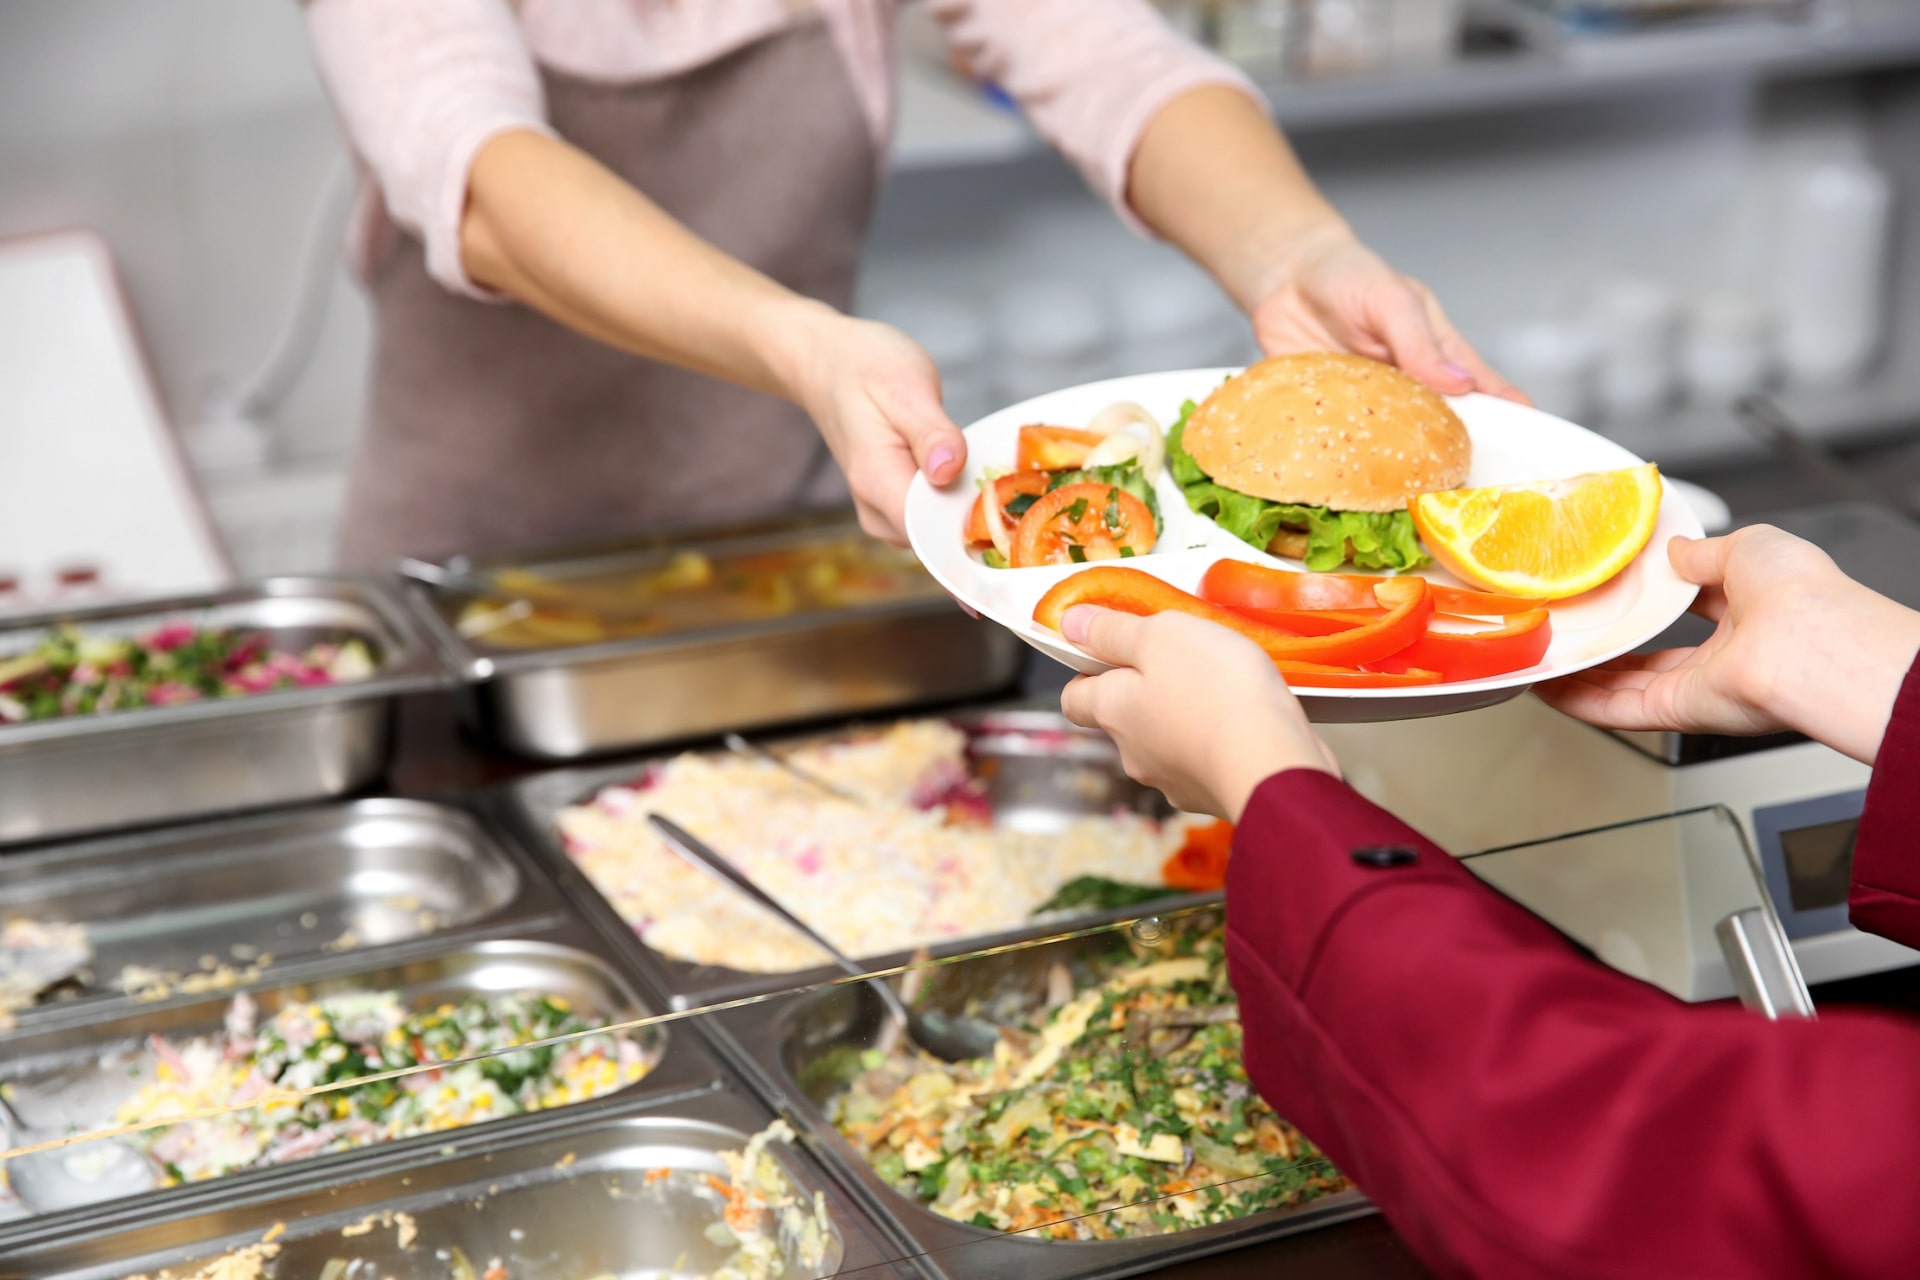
[{"xmin": 1182, "ymin": 352, "xmax": 1471, "ymax": 512}]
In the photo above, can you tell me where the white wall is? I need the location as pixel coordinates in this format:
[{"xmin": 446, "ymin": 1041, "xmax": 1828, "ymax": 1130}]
[{"xmin": 0, "ymin": 0, "xmax": 367, "ymax": 464}]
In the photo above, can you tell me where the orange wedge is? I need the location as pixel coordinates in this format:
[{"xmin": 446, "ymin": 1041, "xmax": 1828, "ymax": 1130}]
[{"xmin": 1410, "ymin": 464, "xmax": 1664, "ymax": 599}]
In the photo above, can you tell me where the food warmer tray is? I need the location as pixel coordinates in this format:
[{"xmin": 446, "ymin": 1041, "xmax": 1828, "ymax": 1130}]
[
  {"xmin": 0, "ymin": 1088, "xmax": 912, "ymax": 1279},
  {"xmin": 0, "ymin": 926, "xmax": 728, "ymax": 1245},
  {"xmin": 0, "ymin": 798, "xmax": 569, "ymax": 1034},
  {"xmin": 402, "ymin": 510, "xmax": 1025, "ymax": 759},
  {"xmin": 0, "ymin": 577, "xmax": 445, "ymax": 846},
  {"xmin": 491, "ymin": 708, "xmax": 1219, "ymax": 1012},
  {"xmin": 705, "ymin": 905, "xmax": 1374, "ymax": 1280}
]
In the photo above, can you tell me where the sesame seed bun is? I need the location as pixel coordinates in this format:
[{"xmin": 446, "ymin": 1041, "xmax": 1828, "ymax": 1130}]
[{"xmin": 1183, "ymin": 353, "xmax": 1472, "ymax": 512}]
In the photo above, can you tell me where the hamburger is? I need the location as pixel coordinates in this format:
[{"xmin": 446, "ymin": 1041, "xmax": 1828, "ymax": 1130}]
[{"xmin": 1167, "ymin": 352, "xmax": 1472, "ymax": 572}]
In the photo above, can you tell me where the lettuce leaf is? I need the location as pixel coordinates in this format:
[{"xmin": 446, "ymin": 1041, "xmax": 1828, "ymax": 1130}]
[{"xmin": 1165, "ymin": 399, "xmax": 1430, "ymax": 572}]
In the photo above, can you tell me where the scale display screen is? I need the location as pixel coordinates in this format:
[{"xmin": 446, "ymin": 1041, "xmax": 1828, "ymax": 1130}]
[
  {"xmin": 1779, "ymin": 816, "xmax": 1860, "ymax": 913},
  {"xmin": 1755, "ymin": 790, "xmax": 1870, "ymax": 939}
]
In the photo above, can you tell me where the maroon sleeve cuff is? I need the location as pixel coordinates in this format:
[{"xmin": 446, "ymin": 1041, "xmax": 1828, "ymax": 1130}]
[
  {"xmin": 1849, "ymin": 655, "xmax": 1920, "ymax": 945},
  {"xmin": 1224, "ymin": 768, "xmax": 1493, "ymax": 993}
]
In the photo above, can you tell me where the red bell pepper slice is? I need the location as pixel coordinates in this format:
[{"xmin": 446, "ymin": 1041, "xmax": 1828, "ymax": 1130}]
[
  {"xmin": 1368, "ymin": 610, "xmax": 1553, "ymax": 682},
  {"xmin": 1032, "ymin": 566, "xmax": 1435, "ymax": 670},
  {"xmin": 1271, "ymin": 661, "xmax": 1444, "ymax": 688},
  {"xmin": 1164, "ymin": 819, "xmax": 1234, "ymax": 891},
  {"xmin": 1201, "ymin": 559, "xmax": 1538, "ymax": 617}
]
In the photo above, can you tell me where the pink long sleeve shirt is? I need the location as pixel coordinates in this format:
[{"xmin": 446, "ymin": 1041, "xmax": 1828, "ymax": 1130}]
[{"xmin": 303, "ymin": 0, "xmax": 1260, "ymax": 297}]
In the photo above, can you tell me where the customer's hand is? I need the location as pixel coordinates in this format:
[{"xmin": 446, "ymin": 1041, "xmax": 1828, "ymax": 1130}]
[
  {"xmin": 1537, "ymin": 526, "xmax": 1920, "ymax": 765},
  {"xmin": 782, "ymin": 311, "xmax": 967, "ymax": 544},
  {"xmin": 1057, "ymin": 607, "xmax": 1338, "ymax": 820},
  {"xmin": 1251, "ymin": 229, "xmax": 1526, "ymax": 404}
]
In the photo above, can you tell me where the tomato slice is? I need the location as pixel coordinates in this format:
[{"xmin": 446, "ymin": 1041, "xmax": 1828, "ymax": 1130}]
[
  {"xmin": 1010, "ymin": 483, "xmax": 1157, "ymax": 568},
  {"xmin": 1031, "ymin": 565, "xmax": 1433, "ymax": 668},
  {"xmin": 1201, "ymin": 559, "xmax": 1538, "ymax": 617},
  {"xmin": 1368, "ymin": 610, "xmax": 1552, "ymax": 682},
  {"xmin": 965, "ymin": 471, "xmax": 1052, "ymax": 547},
  {"xmin": 1016, "ymin": 425, "xmax": 1106, "ymax": 472}
]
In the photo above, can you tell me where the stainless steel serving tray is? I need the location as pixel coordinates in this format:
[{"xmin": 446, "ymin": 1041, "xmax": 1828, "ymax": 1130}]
[
  {"xmin": 0, "ymin": 927, "xmax": 727, "ymax": 1242},
  {"xmin": 0, "ymin": 1089, "xmax": 910, "ymax": 1279},
  {"xmin": 0, "ymin": 799, "xmax": 563, "ymax": 1030},
  {"xmin": 708, "ymin": 906, "xmax": 1373, "ymax": 1280},
  {"xmin": 0, "ymin": 577, "xmax": 445, "ymax": 845},
  {"xmin": 492, "ymin": 708, "xmax": 1218, "ymax": 1012},
  {"xmin": 403, "ymin": 510, "xmax": 1024, "ymax": 759}
]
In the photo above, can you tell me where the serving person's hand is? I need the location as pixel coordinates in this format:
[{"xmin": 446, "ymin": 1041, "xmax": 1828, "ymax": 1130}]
[
  {"xmin": 779, "ymin": 310, "xmax": 968, "ymax": 545},
  {"xmin": 1057, "ymin": 607, "xmax": 1339, "ymax": 821},
  {"xmin": 1536, "ymin": 526, "xmax": 1920, "ymax": 765},
  {"xmin": 1250, "ymin": 228, "xmax": 1526, "ymax": 405}
]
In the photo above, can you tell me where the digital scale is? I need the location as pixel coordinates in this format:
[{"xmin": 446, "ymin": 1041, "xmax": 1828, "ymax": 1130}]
[{"xmin": 1320, "ymin": 502, "xmax": 1910, "ymax": 992}]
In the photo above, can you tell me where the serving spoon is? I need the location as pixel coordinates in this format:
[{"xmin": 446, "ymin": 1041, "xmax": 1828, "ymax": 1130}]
[
  {"xmin": 721, "ymin": 733, "xmax": 866, "ymax": 805},
  {"xmin": 646, "ymin": 815, "xmax": 999, "ymax": 1063},
  {"xmin": 396, "ymin": 558, "xmax": 662, "ymax": 623}
]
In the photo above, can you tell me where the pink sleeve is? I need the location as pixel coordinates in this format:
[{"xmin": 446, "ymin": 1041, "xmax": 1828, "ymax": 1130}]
[
  {"xmin": 1849, "ymin": 655, "xmax": 1920, "ymax": 943},
  {"xmin": 304, "ymin": 0, "xmax": 556, "ymax": 298},
  {"xmin": 926, "ymin": 0, "xmax": 1264, "ymax": 233}
]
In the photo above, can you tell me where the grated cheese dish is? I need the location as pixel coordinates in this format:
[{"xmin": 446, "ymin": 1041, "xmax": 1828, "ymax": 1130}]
[
  {"xmin": 557, "ymin": 719, "xmax": 1196, "ymax": 971},
  {"xmin": 114, "ymin": 990, "xmax": 651, "ymax": 1186},
  {"xmin": 831, "ymin": 926, "xmax": 1351, "ymax": 1240}
]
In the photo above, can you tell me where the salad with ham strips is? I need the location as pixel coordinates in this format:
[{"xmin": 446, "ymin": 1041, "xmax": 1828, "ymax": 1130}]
[{"xmin": 966, "ymin": 403, "xmax": 1168, "ymax": 568}]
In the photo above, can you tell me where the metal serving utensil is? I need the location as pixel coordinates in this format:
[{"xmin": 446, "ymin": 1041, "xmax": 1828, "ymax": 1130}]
[
  {"xmin": 396, "ymin": 557, "xmax": 661, "ymax": 623},
  {"xmin": 721, "ymin": 733, "xmax": 866, "ymax": 805},
  {"xmin": 0, "ymin": 1089, "xmax": 161, "ymax": 1213},
  {"xmin": 646, "ymin": 815, "xmax": 999, "ymax": 1063}
]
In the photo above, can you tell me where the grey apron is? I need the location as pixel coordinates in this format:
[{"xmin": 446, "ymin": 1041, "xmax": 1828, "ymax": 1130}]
[{"xmin": 336, "ymin": 21, "xmax": 874, "ymax": 569}]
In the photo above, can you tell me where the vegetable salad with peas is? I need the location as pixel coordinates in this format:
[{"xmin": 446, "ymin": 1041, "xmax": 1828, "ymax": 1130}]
[{"xmin": 830, "ymin": 928, "xmax": 1349, "ymax": 1240}]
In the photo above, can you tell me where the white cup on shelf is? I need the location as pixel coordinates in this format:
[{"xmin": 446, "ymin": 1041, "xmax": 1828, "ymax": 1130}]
[
  {"xmin": 1113, "ymin": 267, "xmax": 1241, "ymax": 375},
  {"xmin": 1494, "ymin": 320, "xmax": 1597, "ymax": 424},
  {"xmin": 992, "ymin": 280, "xmax": 1112, "ymax": 405},
  {"xmin": 1682, "ymin": 292, "xmax": 1775, "ymax": 406},
  {"xmin": 1773, "ymin": 160, "xmax": 1895, "ymax": 388},
  {"xmin": 1589, "ymin": 279, "xmax": 1681, "ymax": 421}
]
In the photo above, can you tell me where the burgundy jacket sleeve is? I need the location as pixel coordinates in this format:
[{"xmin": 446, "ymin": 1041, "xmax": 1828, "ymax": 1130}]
[
  {"xmin": 1226, "ymin": 768, "xmax": 1920, "ymax": 1280},
  {"xmin": 1848, "ymin": 656, "xmax": 1920, "ymax": 943}
]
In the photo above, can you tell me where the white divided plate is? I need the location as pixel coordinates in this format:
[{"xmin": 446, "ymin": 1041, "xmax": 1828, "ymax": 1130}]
[{"xmin": 906, "ymin": 368, "xmax": 1705, "ymax": 723}]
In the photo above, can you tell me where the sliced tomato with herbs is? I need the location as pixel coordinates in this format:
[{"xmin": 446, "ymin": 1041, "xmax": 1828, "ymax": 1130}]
[
  {"xmin": 1016, "ymin": 424, "xmax": 1106, "ymax": 472},
  {"xmin": 1368, "ymin": 610, "xmax": 1553, "ymax": 682},
  {"xmin": 1032, "ymin": 565, "xmax": 1434, "ymax": 668},
  {"xmin": 965, "ymin": 471, "xmax": 1052, "ymax": 547},
  {"xmin": 1201, "ymin": 559, "xmax": 1538, "ymax": 617},
  {"xmin": 1009, "ymin": 483, "xmax": 1157, "ymax": 568}
]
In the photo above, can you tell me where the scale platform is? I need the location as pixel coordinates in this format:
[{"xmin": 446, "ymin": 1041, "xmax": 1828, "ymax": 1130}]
[{"xmin": 1322, "ymin": 502, "xmax": 1914, "ymax": 991}]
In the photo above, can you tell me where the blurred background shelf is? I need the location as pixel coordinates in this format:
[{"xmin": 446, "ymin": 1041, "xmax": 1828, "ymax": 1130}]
[{"xmin": 896, "ymin": 4, "xmax": 1920, "ymax": 171}]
